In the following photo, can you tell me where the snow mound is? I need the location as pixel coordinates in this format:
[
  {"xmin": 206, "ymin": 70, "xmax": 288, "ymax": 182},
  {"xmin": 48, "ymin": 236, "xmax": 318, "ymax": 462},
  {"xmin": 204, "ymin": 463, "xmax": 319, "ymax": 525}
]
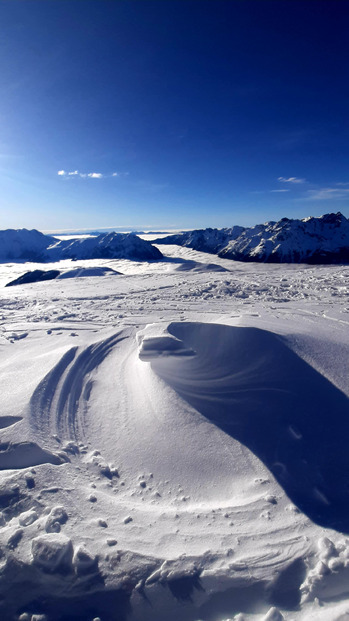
[
  {"xmin": 140, "ymin": 321, "xmax": 349, "ymax": 531},
  {"xmin": 5, "ymin": 269, "xmax": 60, "ymax": 287},
  {"xmin": 57, "ymin": 266, "xmax": 121, "ymax": 279}
]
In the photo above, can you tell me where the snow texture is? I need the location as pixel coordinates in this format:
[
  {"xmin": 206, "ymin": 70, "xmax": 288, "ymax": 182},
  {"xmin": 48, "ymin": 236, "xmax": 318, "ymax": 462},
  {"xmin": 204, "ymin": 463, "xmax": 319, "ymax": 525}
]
[{"xmin": 0, "ymin": 228, "xmax": 349, "ymax": 620}]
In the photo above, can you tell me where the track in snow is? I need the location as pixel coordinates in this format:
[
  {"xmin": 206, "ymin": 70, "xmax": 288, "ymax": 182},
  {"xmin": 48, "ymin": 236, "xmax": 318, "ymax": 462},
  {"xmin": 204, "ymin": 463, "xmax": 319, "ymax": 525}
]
[{"xmin": 29, "ymin": 331, "xmax": 128, "ymax": 443}]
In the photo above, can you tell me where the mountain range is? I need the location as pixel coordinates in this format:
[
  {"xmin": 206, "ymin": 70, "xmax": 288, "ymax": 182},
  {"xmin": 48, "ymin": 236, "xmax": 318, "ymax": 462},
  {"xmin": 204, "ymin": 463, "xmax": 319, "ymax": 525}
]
[
  {"xmin": 154, "ymin": 212, "xmax": 349, "ymax": 263},
  {"xmin": 0, "ymin": 230, "xmax": 162, "ymax": 263}
]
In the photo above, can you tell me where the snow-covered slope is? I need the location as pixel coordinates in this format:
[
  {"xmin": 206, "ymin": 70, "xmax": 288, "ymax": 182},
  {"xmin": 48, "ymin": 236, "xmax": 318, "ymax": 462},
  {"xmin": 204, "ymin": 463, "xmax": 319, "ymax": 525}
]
[
  {"xmin": 0, "ymin": 229, "xmax": 56, "ymax": 262},
  {"xmin": 154, "ymin": 226, "xmax": 245, "ymax": 254},
  {"xmin": 47, "ymin": 232, "xmax": 163, "ymax": 261},
  {"xmin": 156, "ymin": 213, "xmax": 349, "ymax": 264},
  {"xmin": 1, "ymin": 238, "xmax": 349, "ymax": 621},
  {"xmin": 219, "ymin": 212, "xmax": 349, "ymax": 263}
]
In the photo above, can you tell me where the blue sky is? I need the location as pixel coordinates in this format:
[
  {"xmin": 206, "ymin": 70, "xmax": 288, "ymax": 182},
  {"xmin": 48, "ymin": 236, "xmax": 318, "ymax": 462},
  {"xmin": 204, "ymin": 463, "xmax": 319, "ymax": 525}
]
[{"xmin": 0, "ymin": 0, "xmax": 348, "ymax": 231}]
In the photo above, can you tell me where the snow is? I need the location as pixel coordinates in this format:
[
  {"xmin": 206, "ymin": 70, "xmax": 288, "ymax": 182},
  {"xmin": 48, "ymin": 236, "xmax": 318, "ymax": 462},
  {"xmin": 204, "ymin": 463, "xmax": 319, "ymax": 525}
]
[
  {"xmin": 31, "ymin": 533, "xmax": 73, "ymax": 571},
  {"xmin": 156, "ymin": 212, "xmax": 349, "ymax": 263},
  {"xmin": 0, "ymin": 229, "xmax": 162, "ymax": 263},
  {"xmin": 45, "ymin": 231, "xmax": 162, "ymax": 261},
  {"xmin": 0, "ymin": 234, "xmax": 349, "ymax": 620},
  {"xmin": 0, "ymin": 229, "xmax": 56, "ymax": 262},
  {"xmin": 153, "ymin": 226, "xmax": 245, "ymax": 254}
]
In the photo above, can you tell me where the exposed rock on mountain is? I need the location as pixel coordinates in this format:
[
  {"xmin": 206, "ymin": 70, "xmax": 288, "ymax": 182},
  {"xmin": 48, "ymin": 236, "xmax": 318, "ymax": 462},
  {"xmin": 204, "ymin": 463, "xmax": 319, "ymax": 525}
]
[
  {"xmin": 153, "ymin": 226, "xmax": 245, "ymax": 254},
  {"xmin": 5, "ymin": 269, "xmax": 60, "ymax": 287},
  {"xmin": 47, "ymin": 232, "xmax": 163, "ymax": 261},
  {"xmin": 219, "ymin": 212, "xmax": 349, "ymax": 263},
  {"xmin": 155, "ymin": 213, "xmax": 349, "ymax": 264}
]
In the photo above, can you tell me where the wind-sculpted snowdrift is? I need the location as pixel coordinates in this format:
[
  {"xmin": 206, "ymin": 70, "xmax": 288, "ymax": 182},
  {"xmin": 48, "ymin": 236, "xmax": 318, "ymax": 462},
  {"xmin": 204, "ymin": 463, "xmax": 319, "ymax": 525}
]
[
  {"xmin": 1, "ymin": 314, "xmax": 349, "ymax": 620},
  {"xmin": 156, "ymin": 212, "xmax": 349, "ymax": 263},
  {"xmin": 138, "ymin": 322, "xmax": 349, "ymax": 531}
]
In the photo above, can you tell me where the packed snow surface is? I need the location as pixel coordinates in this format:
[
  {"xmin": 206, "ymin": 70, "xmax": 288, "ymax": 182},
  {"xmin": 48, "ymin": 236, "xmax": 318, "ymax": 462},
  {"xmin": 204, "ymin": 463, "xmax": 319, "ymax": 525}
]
[{"xmin": 0, "ymin": 237, "xmax": 349, "ymax": 621}]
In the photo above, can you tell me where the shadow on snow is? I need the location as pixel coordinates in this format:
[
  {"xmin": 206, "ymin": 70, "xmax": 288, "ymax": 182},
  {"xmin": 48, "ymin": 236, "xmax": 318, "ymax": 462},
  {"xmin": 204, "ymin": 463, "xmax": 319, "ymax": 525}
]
[{"xmin": 151, "ymin": 322, "xmax": 349, "ymax": 533}]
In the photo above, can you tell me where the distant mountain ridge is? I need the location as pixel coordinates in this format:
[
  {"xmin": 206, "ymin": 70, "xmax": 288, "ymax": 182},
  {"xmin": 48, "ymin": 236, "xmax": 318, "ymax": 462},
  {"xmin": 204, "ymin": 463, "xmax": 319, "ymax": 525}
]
[
  {"xmin": 155, "ymin": 212, "xmax": 349, "ymax": 264},
  {"xmin": 0, "ymin": 229, "xmax": 57, "ymax": 262},
  {"xmin": 0, "ymin": 230, "xmax": 163, "ymax": 263},
  {"xmin": 153, "ymin": 225, "xmax": 245, "ymax": 254}
]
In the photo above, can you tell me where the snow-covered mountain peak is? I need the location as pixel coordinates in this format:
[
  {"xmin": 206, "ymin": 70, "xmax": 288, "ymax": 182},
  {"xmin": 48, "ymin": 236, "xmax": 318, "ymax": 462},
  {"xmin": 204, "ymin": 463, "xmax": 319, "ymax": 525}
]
[
  {"xmin": 0, "ymin": 229, "xmax": 163, "ymax": 262},
  {"xmin": 0, "ymin": 228, "xmax": 56, "ymax": 262},
  {"xmin": 156, "ymin": 213, "xmax": 349, "ymax": 263}
]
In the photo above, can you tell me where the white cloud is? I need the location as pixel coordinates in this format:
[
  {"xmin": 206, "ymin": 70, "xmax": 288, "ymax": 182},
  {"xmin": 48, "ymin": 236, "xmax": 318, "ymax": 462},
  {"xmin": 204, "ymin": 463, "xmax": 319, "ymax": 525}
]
[
  {"xmin": 57, "ymin": 170, "xmax": 128, "ymax": 179},
  {"xmin": 306, "ymin": 187, "xmax": 349, "ymax": 200},
  {"xmin": 271, "ymin": 189, "xmax": 290, "ymax": 193},
  {"xmin": 278, "ymin": 176, "xmax": 305, "ymax": 184},
  {"xmin": 335, "ymin": 182, "xmax": 349, "ymax": 187}
]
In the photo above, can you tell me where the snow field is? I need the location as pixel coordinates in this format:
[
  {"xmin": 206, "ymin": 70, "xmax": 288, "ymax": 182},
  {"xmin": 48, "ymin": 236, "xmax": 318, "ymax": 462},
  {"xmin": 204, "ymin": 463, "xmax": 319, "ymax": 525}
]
[{"xmin": 0, "ymin": 243, "xmax": 348, "ymax": 620}]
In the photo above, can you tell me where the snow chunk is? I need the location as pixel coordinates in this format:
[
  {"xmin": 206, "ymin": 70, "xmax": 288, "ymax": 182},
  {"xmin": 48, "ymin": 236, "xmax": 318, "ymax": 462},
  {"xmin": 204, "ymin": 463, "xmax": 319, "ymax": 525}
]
[
  {"xmin": 262, "ymin": 608, "xmax": 285, "ymax": 621},
  {"xmin": 123, "ymin": 516, "xmax": 133, "ymax": 524},
  {"xmin": 45, "ymin": 505, "xmax": 68, "ymax": 533},
  {"xmin": 318, "ymin": 536, "xmax": 337, "ymax": 561},
  {"xmin": 32, "ymin": 533, "xmax": 73, "ymax": 572},
  {"xmin": 73, "ymin": 544, "xmax": 97, "ymax": 575},
  {"xmin": 19, "ymin": 509, "xmax": 38, "ymax": 527},
  {"xmin": 137, "ymin": 324, "xmax": 196, "ymax": 361}
]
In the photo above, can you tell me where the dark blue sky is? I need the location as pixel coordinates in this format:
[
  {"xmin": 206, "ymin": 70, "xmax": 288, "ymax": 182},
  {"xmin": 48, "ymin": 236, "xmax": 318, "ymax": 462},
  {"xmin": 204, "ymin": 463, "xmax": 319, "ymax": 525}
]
[{"xmin": 0, "ymin": 0, "xmax": 348, "ymax": 230}]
